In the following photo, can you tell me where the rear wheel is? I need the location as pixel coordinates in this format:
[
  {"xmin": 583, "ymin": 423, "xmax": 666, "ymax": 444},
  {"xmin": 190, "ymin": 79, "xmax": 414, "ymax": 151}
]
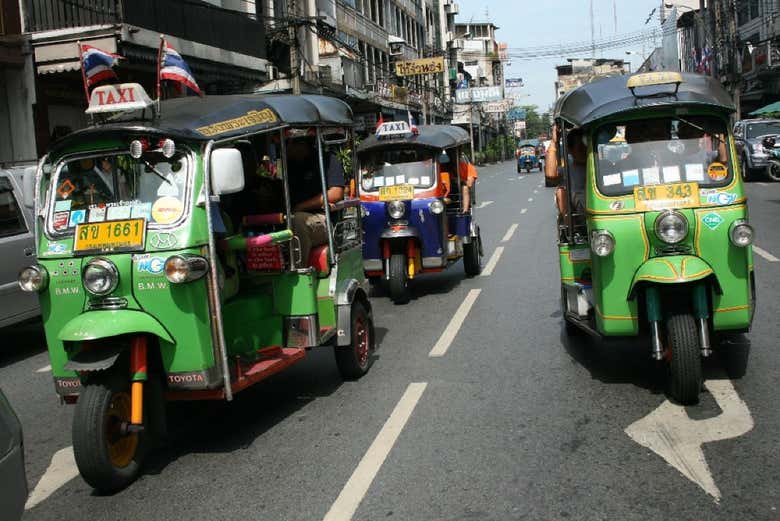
[
  {"xmin": 73, "ymin": 371, "xmax": 146, "ymax": 493},
  {"xmin": 335, "ymin": 301, "xmax": 374, "ymax": 379},
  {"xmin": 388, "ymin": 253, "xmax": 410, "ymax": 304},
  {"xmin": 463, "ymin": 232, "xmax": 482, "ymax": 277},
  {"xmin": 666, "ymin": 313, "xmax": 702, "ymax": 405}
]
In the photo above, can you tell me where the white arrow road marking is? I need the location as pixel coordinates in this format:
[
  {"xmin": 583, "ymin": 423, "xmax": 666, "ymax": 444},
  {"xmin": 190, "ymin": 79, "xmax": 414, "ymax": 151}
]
[
  {"xmin": 520, "ymin": 208, "xmax": 528, "ymax": 214},
  {"xmin": 753, "ymin": 245, "xmax": 779, "ymax": 262},
  {"xmin": 475, "ymin": 200, "xmax": 494, "ymax": 209},
  {"xmin": 429, "ymin": 289, "xmax": 481, "ymax": 357},
  {"xmin": 323, "ymin": 382, "xmax": 428, "ymax": 521},
  {"xmin": 26, "ymin": 446, "xmax": 79, "ymax": 510},
  {"xmin": 501, "ymin": 223, "xmax": 519, "ymax": 243},
  {"xmin": 35, "ymin": 364, "xmax": 51, "ymax": 373},
  {"xmin": 625, "ymin": 379, "xmax": 754, "ymax": 502}
]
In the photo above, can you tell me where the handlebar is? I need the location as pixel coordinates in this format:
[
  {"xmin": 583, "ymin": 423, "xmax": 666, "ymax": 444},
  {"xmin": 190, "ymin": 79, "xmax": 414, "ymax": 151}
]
[{"xmin": 219, "ymin": 229, "xmax": 294, "ymax": 252}]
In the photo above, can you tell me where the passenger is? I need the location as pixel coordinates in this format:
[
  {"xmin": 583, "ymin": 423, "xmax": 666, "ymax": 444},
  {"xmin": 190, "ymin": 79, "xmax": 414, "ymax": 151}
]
[
  {"xmin": 458, "ymin": 154, "xmax": 478, "ymax": 213},
  {"xmin": 287, "ymin": 136, "xmax": 345, "ymax": 265},
  {"xmin": 546, "ymin": 125, "xmax": 586, "ymax": 217}
]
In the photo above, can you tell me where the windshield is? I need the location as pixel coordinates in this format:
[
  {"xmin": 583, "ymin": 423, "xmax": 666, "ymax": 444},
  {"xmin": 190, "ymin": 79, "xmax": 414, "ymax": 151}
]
[
  {"xmin": 48, "ymin": 151, "xmax": 190, "ymax": 234},
  {"xmin": 359, "ymin": 147, "xmax": 436, "ymax": 192},
  {"xmin": 746, "ymin": 121, "xmax": 780, "ymax": 138},
  {"xmin": 595, "ymin": 116, "xmax": 732, "ymax": 196}
]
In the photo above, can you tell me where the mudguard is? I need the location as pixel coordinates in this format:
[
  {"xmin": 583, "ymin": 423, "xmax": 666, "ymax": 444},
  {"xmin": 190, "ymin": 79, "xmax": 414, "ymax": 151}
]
[
  {"xmin": 58, "ymin": 310, "xmax": 174, "ymax": 343},
  {"xmin": 629, "ymin": 255, "xmax": 719, "ymax": 298}
]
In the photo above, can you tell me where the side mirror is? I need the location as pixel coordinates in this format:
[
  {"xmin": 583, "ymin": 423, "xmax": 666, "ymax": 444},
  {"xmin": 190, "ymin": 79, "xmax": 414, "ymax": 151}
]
[
  {"xmin": 22, "ymin": 166, "xmax": 36, "ymax": 209},
  {"xmin": 210, "ymin": 148, "xmax": 245, "ymax": 195}
]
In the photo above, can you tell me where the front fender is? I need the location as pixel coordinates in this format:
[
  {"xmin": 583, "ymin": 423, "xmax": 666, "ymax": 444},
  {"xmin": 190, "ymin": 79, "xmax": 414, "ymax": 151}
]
[
  {"xmin": 380, "ymin": 227, "xmax": 420, "ymax": 239},
  {"xmin": 629, "ymin": 255, "xmax": 719, "ymax": 298},
  {"xmin": 58, "ymin": 310, "xmax": 175, "ymax": 343}
]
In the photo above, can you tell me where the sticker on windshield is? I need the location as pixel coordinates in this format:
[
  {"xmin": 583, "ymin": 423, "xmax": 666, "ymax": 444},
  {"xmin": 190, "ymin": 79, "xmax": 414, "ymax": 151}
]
[
  {"xmin": 54, "ymin": 200, "xmax": 72, "ymax": 212},
  {"xmin": 622, "ymin": 169, "xmax": 639, "ymax": 187},
  {"xmin": 53, "ymin": 212, "xmax": 69, "ymax": 231},
  {"xmin": 57, "ymin": 179, "xmax": 76, "ymax": 199},
  {"xmin": 88, "ymin": 206, "xmax": 106, "ymax": 222},
  {"xmin": 662, "ymin": 166, "xmax": 681, "ymax": 183},
  {"xmin": 68, "ymin": 209, "xmax": 86, "ymax": 228},
  {"xmin": 132, "ymin": 202, "xmax": 152, "ymax": 220},
  {"xmin": 373, "ymin": 176, "xmax": 385, "ymax": 187},
  {"xmin": 395, "ymin": 175, "xmax": 406, "ymax": 184},
  {"xmin": 685, "ymin": 163, "xmax": 705, "ymax": 181},
  {"xmin": 107, "ymin": 205, "xmax": 132, "ymax": 220},
  {"xmin": 642, "ymin": 167, "xmax": 661, "ymax": 185},
  {"xmin": 385, "ymin": 177, "xmax": 396, "ymax": 187},
  {"xmin": 707, "ymin": 162, "xmax": 728, "ymax": 181},
  {"xmin": 408, "ymin": 177, "xmax": 420, "ymax": 185},
  {"xmin": 603, "ymin": 173, "xmax": 621, "ymax": 186},
  {"xmin": 421, "ymin": 176, "xmax": 431, "ymax": 185},
  {"xmin": 151, "ymin": 196, "xmax": 184, "ymax": 224},
  {"xmin": 706, "ymin": 192, "xmax": 737, "ymax": 205}
]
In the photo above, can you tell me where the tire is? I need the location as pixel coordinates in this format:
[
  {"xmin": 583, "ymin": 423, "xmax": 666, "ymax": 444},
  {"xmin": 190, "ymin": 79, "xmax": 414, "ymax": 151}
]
[
  {"xmin": 388, "ymin": 253, "xmax": 410, "ymax": 304},
  {"xmin": 740, "ymin": 155, "xmax": 753, "ymax": 182},
  {"xmin": 666, "ymin": 313, "xmax": 702, "ymax": 405},
  {"xmin": 335, "ymin": 301, "xmax": 374, "ymax": 380},
  {"xmin": 73, "ymin": 371, "xmax": 146, "ymax": 493},
  {"xmin": 463, "ymin": 233, "xmax": 482, "ymax": 277},
  {"xmin": 767, "ymin": 160, "xmax": 780, "ymax": 182}
]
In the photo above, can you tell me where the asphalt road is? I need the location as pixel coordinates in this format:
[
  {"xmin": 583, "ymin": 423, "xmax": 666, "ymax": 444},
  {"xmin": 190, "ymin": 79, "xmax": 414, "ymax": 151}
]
[{"xmin": 3, "ymin": 160, "xmax": 779, "ymax": 520}]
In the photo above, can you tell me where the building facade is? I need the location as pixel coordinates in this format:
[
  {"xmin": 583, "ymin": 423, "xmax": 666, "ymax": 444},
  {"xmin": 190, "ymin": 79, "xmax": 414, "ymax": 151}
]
[{"xmin": 554, "ymin": 58, "xmax": 628, "ymax": 100}]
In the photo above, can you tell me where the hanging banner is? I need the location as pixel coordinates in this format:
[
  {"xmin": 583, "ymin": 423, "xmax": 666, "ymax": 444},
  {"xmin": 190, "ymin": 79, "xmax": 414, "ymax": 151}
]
[
  {"xmin": 482, "ymin": 100, "xmax": 514, "ymax": 113},
  {"xmin": 395, "ymin": 57, "xmax": 445, "ymax": 76},
  {"xmin": 455, "ymin": 86, "xmax": 504, "ymax": 103},
  {"xmin": 506, "ymin": 107, "xmax": 527, "ymax": 121}
]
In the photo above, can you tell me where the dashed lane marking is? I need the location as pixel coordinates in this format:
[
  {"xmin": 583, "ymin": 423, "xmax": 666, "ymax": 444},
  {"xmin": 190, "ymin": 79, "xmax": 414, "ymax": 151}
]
[
  {"xmin": 501, "ymin": 223, "xmax": 519, "ymax": 243},
  {"xmin": 520, "ymin": 208, "xmax": 528, "ymax": 214},
  {"xmin": 429, "ymin": 289, "xmax": 482, "ymax": 357},
  {"xmin": 533, "ymin": 189, "xmax": 538, "ymax": 194},
  {"xmin": 35, "ymin": 365, "xmax": 51, "ymax": 373},
  {"xmin": 753, "ymin": 245, "xmax": 779, "ymax": 262},
  {"xmin": 323, "ymin": 382, "xmax": 428, "ymax": 521},
  {"xmin": 26, "ymin": 446, "xmax": 79, "ymax": 510},
  {"xmin": 527, "ymin": 197, "xmax": 534, "ymax": 202},
  {"xmin": 481, "ymin": 246, "xmax": 505, "ymax": 277},
  {"xmin": 475, "ymin": 200, "xmax": 494, "ymax": 209}
]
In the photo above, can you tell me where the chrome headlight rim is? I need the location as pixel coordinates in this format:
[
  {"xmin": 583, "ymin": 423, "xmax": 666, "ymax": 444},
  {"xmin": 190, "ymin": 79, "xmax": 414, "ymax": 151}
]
[
  {"xmin": 387, "ymin": 200, "xmax": 406, "ymax": 220},
  {"xmin": 82, "ymin": 257, "xmax": 119, "ymax": 296},
  {"xmin": 18, "ymin": 265, "xmax": 48, "ymax": 293},
  {"xmin": 590, "ymin": 229, "xmax": 615, "ymax": 257},
  {"xmin": 654, "ymin": 210, "xmax": 689, "ymax": 245},
  {"xmin": 429, "ymin": 199, "xmax": 444, "ymax": 214},
  {"xmin": 729, "ymin": 219, "xmax": 754, "ymax": 247}
]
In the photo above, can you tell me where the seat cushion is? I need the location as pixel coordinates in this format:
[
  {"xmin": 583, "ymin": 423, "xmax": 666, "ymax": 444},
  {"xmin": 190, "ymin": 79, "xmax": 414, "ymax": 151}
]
[{"xmin": 308, "ymin": 245, "xmax": 329, "ymax": 273}]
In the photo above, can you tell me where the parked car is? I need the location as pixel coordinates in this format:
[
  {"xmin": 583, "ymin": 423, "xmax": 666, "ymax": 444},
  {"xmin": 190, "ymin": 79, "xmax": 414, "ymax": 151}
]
[
  {"xmin": 0, "ymin": 166, "xmax": 39, "ymax": 328},
  {"xmin": 0, "ymin": 388, "xmax": 27, "ymax": 520},
  {"xmin": 734, "ymin": 118, "xmax": 780, "ymax": 181}
]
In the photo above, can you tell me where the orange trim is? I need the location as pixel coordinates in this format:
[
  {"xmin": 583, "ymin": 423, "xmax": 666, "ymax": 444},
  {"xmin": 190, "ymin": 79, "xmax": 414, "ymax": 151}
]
[
  {"xmin": 129, "ymin": 336, "xmax": 147, "ymax": 425},
  {"xmin": 685, "ymin": 268, "xmax": 713, "ymax": 279}
]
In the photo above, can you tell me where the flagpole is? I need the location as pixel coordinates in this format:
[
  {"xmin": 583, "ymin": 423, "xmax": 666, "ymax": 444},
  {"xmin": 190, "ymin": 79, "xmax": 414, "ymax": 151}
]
[
  {"xmin": 156, "ymin": 35, "xmax": 164, "ymax": 104},
  {"xmin": 78, "ymin": 41, "xmax": 90, "ymax": 106}
]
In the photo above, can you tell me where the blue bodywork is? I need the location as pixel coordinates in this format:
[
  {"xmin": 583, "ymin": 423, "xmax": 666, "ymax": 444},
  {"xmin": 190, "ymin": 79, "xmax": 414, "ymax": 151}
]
[
  {"xmin": 517, "ymin": 152, "xmax": 539, "ymax": 171},
  {"xmin": 361, "ymin": 198, "xmax": 472, "ymax": 266}
]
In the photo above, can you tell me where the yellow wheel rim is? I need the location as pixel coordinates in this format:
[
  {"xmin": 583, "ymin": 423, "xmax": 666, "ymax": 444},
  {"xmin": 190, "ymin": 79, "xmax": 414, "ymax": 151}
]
[{"xmin": 106, "ymin": 392, "xmax": 138, "ymax": 468}]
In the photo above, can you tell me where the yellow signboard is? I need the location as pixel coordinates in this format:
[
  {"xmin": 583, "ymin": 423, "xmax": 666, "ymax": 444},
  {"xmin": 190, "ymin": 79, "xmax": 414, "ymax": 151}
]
[{"xmin": 394, "ymin": 57, "xmax": 445, "ymax": 77}]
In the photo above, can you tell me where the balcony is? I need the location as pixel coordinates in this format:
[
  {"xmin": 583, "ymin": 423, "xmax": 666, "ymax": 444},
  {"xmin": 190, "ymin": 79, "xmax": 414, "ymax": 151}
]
[{"xmin": 23, "ymin": 0, "xmax": 265, "ymax": 58}]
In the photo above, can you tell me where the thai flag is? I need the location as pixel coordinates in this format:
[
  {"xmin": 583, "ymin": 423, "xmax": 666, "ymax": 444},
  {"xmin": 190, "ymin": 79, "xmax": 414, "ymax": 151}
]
[
  {"xmin": 407, "ymin": 111, "xmax": 418, "ymax": 133},
  {"xmin": 160, "ymin": 42, "xmax": 202, "ymax": 96},
  {"xmin": 81, "ymin": 44, "xmax": 121, "ymax": 88}
]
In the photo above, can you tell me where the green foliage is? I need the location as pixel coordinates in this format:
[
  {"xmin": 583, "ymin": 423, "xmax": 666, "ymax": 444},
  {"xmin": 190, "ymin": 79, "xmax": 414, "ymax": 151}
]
[{"xmin": 518, "ymin": 105, "xmax": 551, "ymax": 139}]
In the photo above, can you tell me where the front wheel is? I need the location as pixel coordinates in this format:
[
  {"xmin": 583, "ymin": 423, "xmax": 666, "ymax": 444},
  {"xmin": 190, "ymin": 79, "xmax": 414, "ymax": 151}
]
[
  {"xmin": 73, "ymin": 372, "xmax": 145, "ymax": 493},
  {"xmin": 666, "ymin": 313, "xmax": 702, "ymax": 405},
  {"xmin": 767, "ymin": 160, "xmax": 780, "ymax": 182},
  {"xmin": 335, "ymin": 301, "xmax": 374, "ymax": 379},
  {"xmin": 388, "ymin": 253, "xmax": 411, "ymax": 304}
]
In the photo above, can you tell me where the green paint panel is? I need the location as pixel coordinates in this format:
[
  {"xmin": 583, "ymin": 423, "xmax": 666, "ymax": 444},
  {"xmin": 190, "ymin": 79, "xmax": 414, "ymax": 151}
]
[
  {"xmin": 273, "ymin": 272, "xmax": 318, "ymax": 315},
  {"xmin": 558, "ymin": 243, "xmax": 591, "ymax": 283},
  {"xmin": 58, "ymin": 310, "xmax": 173, "ymax": 342},
  {"xmin": 222, "ymin": 289, "xmax": 283, "ymax": 355},
  {"xmin": 629, "ymin": 255, "xmax": 715, "ymax": 294}
]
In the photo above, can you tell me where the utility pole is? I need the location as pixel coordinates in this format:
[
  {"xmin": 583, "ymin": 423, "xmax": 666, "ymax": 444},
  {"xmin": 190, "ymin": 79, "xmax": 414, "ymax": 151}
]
[
  {"xmin": 469, "ymin": 102, "xmax": 475, "ymax": 162},
  {"xmin": 288, "ymin": 0, "xmax": 301, "ymax": 95}
]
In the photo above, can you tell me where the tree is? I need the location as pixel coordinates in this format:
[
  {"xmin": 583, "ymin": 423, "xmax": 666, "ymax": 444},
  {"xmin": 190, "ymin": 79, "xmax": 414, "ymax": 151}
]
[{"xmin": 518, "ymin": 105, "xmax": 550, "ymax": 140}]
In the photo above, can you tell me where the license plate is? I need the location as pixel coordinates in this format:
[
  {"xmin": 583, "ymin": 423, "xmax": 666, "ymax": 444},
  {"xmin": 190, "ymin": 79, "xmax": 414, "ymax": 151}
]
[
  {"xmin": 73, "ymin": 219, "xmax": 146, "ymax": 254},
  {"xmin": 634, "ymin": 182, "xmax": 699, "ymax": 211},
  {"xmin": 378, "ymin": 184, "xmax": 414, "ymax": 201}
]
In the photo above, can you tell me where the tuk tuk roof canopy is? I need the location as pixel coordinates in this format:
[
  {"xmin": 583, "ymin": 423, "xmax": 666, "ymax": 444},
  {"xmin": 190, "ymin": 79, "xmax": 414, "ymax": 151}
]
[
  {"xmin": 553, "ymin": 72, "xmax": 735, "ymax": 128},
  {"xmin": 51, "ymin": 94, "xmax": 353, "ymax": 153},
  {"xmin": 358, "ymin": 125, "xmax": 470, "ymax": 153}
]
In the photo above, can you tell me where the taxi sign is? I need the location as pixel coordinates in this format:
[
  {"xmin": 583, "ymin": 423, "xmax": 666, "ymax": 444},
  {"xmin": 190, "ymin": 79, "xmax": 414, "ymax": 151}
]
[
  {"xmin": 376, "ymin": 121, "xmax": 413, "ymax": 138},
  {"xmin": 626, "ymin": 72, "xmax": 685, "ymax": 89},
  {"xmin": 86, "ymin": 83, "xmax": 155, "ymax": 115}
]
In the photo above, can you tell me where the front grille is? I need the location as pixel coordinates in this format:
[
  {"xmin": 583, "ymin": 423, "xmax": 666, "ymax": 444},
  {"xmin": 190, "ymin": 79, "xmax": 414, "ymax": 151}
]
[
  {"xmin": 88, "ymin": 297, "xmax": 128, "ymax": 310},
  {"xmin": 655, "ymin": 244, "xmax": 693, "ymax": 256}
]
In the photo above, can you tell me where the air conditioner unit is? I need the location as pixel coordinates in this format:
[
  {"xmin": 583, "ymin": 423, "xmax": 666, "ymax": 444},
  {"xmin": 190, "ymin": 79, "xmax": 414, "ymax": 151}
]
[{"xmin": 267, "ymin": 64, "xmax": 278, "ymax": 80}]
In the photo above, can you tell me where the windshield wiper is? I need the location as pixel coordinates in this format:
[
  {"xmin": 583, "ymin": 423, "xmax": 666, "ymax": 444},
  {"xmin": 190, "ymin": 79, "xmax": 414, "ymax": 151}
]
[
  {"xmin": 143, "ymin": 160, "xmax": 172, "ymax": 185},
  {"xmin": 677, "ymin": 117, "xmax": 726, "ymax": 145}
]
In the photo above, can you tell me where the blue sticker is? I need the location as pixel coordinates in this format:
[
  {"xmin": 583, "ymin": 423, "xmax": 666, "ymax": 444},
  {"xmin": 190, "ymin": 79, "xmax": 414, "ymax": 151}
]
[
  {"xmin": 622, "ymin": 169, "xmax": 640, "ymax": 187},
  {"xmin": 706, "ymin": 192, "xmax": 737, "ymax": 205},
  {"xmin": 54, "ymin": 200, "xmax": 72, "ymax": 212},
  {"xmin": 68, "ymin": 209, "xmax": 86, "ymax": 227},
  {"xmin": 47, "ymin": 242, "xmax": 67, "ymax": 254},
  {"xmin": 137, "ymin": 256, "xmax": 165, "ymax": 274}
]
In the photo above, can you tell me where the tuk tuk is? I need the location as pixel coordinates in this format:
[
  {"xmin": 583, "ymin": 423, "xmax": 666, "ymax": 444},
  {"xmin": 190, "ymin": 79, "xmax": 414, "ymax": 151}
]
[
  {"xmin": 18, "ymin": 83, "xmax": 374, "ymax": 491},
  {"xmin": 553, "ymin": 72, "xmax": 755, "ymax": 405},
  {"xmin": 517, "ymin": 139, "xmax": 542, "ymax": 173},
  {"xmin": 357, "ymin": 123, "xmax": 483, "ymax": 304}
]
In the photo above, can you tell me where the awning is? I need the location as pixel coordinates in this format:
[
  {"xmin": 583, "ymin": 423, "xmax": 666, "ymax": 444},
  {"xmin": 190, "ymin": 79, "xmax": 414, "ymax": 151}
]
[{"xmin": 750, "ymin": 101, "xmax": 780, "ymax": 116}]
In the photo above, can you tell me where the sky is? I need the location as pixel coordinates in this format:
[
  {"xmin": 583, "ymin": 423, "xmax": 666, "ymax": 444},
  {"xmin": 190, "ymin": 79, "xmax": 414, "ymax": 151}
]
[{"xmin": 454, "ymin": 0, "xmax": 665, "ymax": 112}]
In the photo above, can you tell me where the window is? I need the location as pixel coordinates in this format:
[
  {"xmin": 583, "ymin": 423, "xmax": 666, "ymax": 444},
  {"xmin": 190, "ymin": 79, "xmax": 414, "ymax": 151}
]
[{"xmin": 0, "ymin": 177, "xmax": 27, "ymax": 238}]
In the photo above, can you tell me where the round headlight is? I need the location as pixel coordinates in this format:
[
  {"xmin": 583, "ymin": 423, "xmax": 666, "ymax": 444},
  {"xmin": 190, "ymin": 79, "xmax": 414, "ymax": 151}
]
[
  {"xmin": 83, "ymin": 258, "xmax": 119, "ymax": 296},
  {"xmin": 160, "ymin": 138, "xmax": 176, "ymax": 158},
  {"xmin": 729, "ymin": 220, "xmax": 754, "ymax": 247},
  {"xmin": 129, "ymin": 139, "xmax": 144, "ymax": 159},
  {"xmin": 388, "ymin": 200, "xmax": 406, "ymax": 219},
  {"xmin": 18, "ymin": 265, "xmax": 48, "ymax": 292},
  {"xmin": 429, "ymin": 199, "xmax": 444, "ymax": 214},
  {"xmin": 655, "ymin": 210, "xmax": 688, "ymax": 244},
  {"xmin": 590, "ymin": 230, "xmax": 615, "ymax": 257}
]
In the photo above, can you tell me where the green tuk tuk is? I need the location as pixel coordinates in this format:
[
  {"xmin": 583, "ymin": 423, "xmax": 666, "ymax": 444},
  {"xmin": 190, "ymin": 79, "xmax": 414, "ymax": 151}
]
[
  {"xmin": 553, "ymin": 72, "xmax": 755, "ymax": 405},
  {"xmin": 18, "ymin": 83, "xmax": 374, "ymax": 491}
]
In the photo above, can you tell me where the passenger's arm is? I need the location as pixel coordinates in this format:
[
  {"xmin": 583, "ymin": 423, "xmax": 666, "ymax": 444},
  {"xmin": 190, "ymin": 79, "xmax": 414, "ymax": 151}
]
[
  {"xmin": 293, "ymin": 186, "xmax": 344, "ymax": 212},
  {"xmin": 545, "ymin": 125, "xmax": 560, "ymax": 181}
]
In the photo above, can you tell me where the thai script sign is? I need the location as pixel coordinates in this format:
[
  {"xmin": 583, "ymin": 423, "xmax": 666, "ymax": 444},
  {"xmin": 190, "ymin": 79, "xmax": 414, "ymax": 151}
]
[
  {"xmin": 455, "ymin": 86, "xmax": 504, "ymax": 104},
  {"xmin": 395, "ymin": 57, "xmax": 445, "ymax": 76}
]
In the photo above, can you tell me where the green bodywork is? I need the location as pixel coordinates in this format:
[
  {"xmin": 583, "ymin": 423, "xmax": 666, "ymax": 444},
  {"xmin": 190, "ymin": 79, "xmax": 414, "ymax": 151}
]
[{"xmin": 558, "ymin": 110, "xmax": 754, "ymax": 337}]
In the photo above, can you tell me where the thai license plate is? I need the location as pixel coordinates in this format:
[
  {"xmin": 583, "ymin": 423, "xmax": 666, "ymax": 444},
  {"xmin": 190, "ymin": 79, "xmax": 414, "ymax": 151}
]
[
  {"xmin": 73, "ymin": 219, "xmax": 146, "ymax": 254},
  {"xmin": 634, "ymin": 182, "xmax": 699, "ymax": 211},
  {"xmin": 378, "ymin": 184, "xmax": 414, "ymax": 201}
]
